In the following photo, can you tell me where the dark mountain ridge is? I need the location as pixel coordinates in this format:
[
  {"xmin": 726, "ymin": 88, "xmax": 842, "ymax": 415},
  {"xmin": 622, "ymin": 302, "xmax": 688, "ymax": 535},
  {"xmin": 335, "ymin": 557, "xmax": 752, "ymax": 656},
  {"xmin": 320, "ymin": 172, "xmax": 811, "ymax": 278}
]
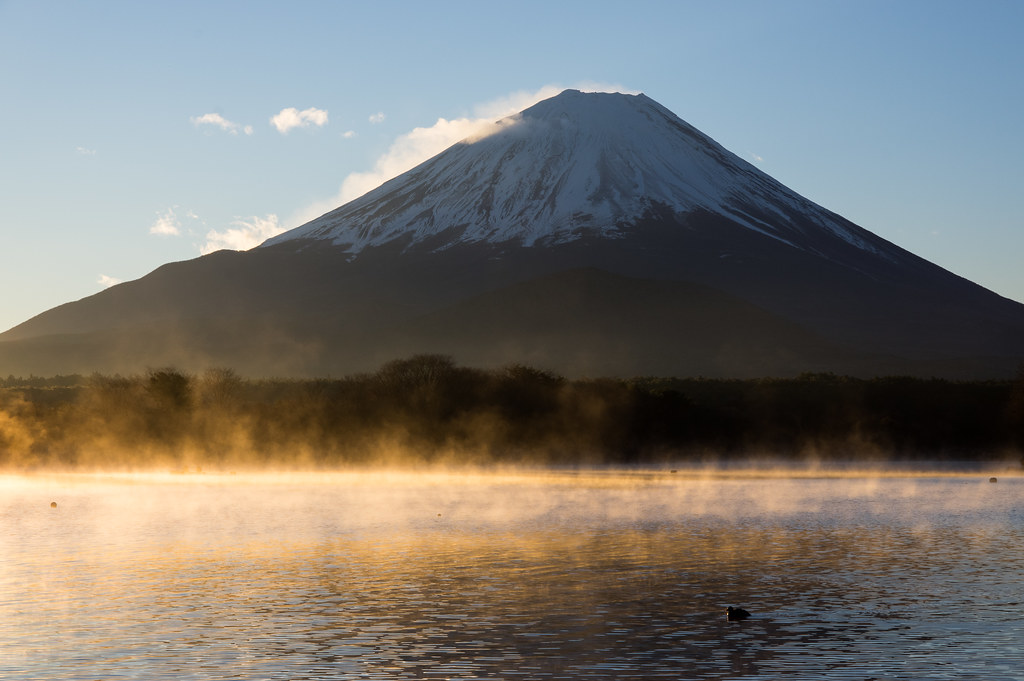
[{"xmin": 2, "ymin": 90, "xmax": 1022, "ymax": 378}]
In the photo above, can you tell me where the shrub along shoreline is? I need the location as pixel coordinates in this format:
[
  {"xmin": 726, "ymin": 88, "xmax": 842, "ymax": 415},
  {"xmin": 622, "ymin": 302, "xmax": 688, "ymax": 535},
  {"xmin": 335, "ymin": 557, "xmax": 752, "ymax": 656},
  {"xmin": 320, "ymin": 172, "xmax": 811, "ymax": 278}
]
[{"xmin": 2, "ymin": 355, "xmax": 1023, "ymax": 470}]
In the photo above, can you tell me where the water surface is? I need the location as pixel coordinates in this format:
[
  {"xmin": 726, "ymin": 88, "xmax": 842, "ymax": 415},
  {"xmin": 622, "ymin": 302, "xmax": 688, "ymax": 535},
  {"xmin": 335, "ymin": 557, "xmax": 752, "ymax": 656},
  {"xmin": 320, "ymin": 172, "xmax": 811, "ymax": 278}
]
[{"xmin": 2, "ymin": 469, "xmax": 1022, "ymax": 679}]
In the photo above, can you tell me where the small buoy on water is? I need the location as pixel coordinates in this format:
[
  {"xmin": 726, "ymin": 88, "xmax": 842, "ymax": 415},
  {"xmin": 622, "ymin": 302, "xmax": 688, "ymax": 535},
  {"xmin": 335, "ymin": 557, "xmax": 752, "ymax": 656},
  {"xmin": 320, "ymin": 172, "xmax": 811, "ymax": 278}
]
[
  {"xmin": 50, "ymin": 501, "xmax": 57, "ymax": 508},
  {"xmin": 726, "ymin": 606, "xmax": 751, "ymax": 621},
  {"xmin": 989, "ymin": 477, "xmax": 998, "ymax": 483}
]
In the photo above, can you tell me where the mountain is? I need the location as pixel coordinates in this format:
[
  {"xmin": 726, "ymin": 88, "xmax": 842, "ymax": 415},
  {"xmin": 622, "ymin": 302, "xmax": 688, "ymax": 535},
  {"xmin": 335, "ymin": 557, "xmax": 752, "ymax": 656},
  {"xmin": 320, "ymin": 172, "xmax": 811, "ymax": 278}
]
[
  {"xmin": 2, "ymin": 90, "xmax": 1022, "ymax": 378},
  {"xmin": 266, "ymin": 90, "xmax": 890, "ymax": 257}
]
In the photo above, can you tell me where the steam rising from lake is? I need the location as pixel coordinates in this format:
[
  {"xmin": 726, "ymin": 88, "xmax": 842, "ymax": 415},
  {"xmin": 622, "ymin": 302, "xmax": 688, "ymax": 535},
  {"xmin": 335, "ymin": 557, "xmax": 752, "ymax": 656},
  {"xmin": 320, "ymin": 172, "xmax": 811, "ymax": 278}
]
[
  {"xmin": 5, "ymin": 467, "xmax": 1019, "ymax": 546},
  {"xmin": 4, "ymin": 469, "xmax": 1022, "ymax": 679}
]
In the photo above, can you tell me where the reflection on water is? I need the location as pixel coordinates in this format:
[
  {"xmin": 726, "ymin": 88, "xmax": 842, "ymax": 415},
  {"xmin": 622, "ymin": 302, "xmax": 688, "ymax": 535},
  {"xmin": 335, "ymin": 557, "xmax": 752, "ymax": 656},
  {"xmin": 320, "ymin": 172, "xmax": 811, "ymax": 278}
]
[{"xmin": 2, "ymin": 470, "xmax": 1022, "ymax": 679}]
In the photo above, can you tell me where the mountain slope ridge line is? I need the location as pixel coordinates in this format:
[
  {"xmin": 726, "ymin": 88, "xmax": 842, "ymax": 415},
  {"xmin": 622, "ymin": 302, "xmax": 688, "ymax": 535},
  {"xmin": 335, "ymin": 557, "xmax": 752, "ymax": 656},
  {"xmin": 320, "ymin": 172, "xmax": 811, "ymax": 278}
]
[{"xmin": 2, "ymin": 89, "xmax": 1021, "ymax": 379}]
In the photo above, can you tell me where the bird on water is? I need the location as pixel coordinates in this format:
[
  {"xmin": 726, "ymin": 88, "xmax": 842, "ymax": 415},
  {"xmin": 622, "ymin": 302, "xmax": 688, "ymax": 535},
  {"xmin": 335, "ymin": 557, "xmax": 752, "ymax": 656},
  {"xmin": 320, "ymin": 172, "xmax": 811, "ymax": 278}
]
[{"xmin": 726, "ymin": 606, "xmax": 751, "ymax": 621}]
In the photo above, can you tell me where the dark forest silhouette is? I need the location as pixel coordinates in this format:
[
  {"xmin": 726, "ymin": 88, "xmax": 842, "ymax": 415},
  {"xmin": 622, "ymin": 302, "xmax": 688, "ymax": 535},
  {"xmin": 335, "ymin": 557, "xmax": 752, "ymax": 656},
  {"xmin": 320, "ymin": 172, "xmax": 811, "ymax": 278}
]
[{"xmin": 2, "ymin": 355, "xmax": 1023, "ymax": 470}]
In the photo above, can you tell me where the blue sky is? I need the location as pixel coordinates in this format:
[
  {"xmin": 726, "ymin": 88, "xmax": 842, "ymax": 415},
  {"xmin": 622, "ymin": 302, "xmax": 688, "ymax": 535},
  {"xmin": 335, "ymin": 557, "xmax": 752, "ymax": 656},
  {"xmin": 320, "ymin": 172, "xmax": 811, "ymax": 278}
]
[{"xmin": 1, "ymin": 0, "xmax": 1022, "ymax": 334}]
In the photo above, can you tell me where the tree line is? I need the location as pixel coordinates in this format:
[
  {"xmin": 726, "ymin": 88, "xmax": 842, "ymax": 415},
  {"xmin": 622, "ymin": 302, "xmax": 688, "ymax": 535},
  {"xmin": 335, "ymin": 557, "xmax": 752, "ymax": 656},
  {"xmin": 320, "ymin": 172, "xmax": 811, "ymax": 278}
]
[{"xmin": 2, "ymin": 355, "xmax": 1023, "ymax": 470}]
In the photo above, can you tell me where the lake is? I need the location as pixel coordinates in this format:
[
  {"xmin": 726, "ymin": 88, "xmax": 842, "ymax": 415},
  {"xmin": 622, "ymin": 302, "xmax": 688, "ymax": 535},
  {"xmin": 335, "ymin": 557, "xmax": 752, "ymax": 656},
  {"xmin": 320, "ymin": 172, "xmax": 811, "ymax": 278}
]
[{"xmin": 2, "ymin": 468, "xmax": 1022, "ymax": 679}]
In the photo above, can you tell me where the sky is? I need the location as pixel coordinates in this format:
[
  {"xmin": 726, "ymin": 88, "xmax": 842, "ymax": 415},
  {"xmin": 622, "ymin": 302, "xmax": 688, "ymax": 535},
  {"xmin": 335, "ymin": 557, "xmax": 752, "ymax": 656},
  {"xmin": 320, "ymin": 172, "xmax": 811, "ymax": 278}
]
[{"xmin": 1, "ymin": 0, "xmax": 1022, "ymax": 333}]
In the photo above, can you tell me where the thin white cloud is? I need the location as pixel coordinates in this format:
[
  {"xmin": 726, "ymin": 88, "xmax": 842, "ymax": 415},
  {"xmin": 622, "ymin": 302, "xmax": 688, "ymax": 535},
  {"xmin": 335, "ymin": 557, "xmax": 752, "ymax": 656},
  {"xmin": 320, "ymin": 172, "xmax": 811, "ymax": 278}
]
[
  {"xmin": 149, "ymin": 207, "xmax": 203, "ymax": 238},
  {"xmin": 469, "ymin": 85, "xmax": 566, "ymax": 119},
  {"xmin": 368, "ymin": 111, "xmax": 385, "ymax": 124},
  {"xmin": 149, "ymin": 208, "xmax": 182, "ymax": 236},
  {"xmin": 201, "ymin": 214, "xmax": 288, "ymax": 254},
  {"xmin": 331, "ymin": 116, "xmax": 498, "ymax": 208},
  {"xmin": 191, "ymin": 113, "xmax": 253, "ymax": 135},
  {"xmin": 289, "ymin": 83, "xmax": 634, "ymax": 226},
  {"xmin": 97, "ymin": 274, "xmax": 122, "ymax": 288},
  {"xmin": 342, "ymin": 130, "xmax": 356, "ymax": 139},
  {"xmin": 270, "ymin": 107, "xmax": 329, "ymax": 134},
  {"xmin": 76, "ymin": 146, "xmax": 96, "ymax": 156}
]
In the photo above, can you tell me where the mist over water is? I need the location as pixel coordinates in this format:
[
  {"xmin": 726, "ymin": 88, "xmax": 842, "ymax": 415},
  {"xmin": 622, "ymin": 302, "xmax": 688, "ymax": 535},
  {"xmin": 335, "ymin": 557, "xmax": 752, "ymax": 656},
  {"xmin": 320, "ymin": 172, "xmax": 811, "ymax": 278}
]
[{"xmin": 3, "ymin": 468, "xmax": 1022, "ymax": 679}]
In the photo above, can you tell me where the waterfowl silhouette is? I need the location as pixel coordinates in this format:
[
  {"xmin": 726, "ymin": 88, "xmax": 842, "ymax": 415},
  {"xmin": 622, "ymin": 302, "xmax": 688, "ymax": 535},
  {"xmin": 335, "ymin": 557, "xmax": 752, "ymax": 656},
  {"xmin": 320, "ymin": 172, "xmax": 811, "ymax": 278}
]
[{"xmin": 726, "ymin": 606, "xmax": 751, "ymax": 621}]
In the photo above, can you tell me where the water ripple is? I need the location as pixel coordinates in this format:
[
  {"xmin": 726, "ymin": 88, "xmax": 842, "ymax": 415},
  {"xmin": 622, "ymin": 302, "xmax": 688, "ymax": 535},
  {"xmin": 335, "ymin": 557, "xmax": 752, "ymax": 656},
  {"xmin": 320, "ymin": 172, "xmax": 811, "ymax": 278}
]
[{"xmin": 2, "ymin": 472, "xmax": 1022, "ymax": 679}]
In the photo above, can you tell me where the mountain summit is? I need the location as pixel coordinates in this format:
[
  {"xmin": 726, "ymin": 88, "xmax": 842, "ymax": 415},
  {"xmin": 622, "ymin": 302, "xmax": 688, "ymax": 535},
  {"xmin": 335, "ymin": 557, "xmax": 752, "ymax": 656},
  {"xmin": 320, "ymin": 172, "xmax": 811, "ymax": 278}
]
[
  {"xmin": 267, "ymin": 90, "xmax": 896, "ymax": 263},
  {"xmin": 2, "ymin": 90, "xmax": 1022, "ymax": 378}
]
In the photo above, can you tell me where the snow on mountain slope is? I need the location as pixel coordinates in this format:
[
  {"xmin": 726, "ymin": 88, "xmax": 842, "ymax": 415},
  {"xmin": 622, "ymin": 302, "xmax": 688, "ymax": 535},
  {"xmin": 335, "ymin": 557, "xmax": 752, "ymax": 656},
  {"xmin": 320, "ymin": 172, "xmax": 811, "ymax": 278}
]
[{"xmin": 264, "ymin": 89, "xmax": 898, "ymax": 261}]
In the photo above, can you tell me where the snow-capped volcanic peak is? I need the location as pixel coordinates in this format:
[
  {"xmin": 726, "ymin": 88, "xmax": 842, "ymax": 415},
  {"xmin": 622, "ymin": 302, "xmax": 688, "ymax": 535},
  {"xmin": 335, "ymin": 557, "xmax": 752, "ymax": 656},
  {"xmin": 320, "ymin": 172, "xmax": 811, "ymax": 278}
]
[{"xmin": 264, "ymin": 90, "xmax": 891, "ymax": 258}]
